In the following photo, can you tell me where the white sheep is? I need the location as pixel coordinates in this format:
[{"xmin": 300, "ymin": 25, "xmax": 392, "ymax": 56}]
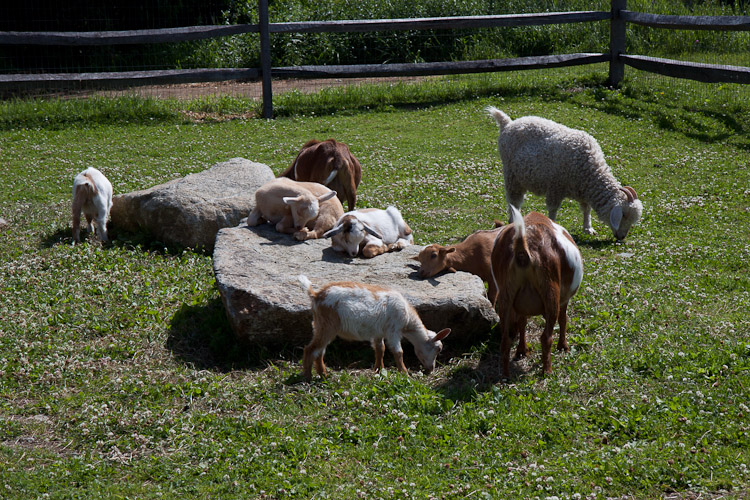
[{"xmin": 486, "ymin": 106, "xmax": 643, "ymax": 240}]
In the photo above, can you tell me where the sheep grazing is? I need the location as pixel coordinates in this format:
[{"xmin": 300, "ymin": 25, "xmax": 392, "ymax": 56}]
[
  {"xmin": 490, "ymin": 206, "xmax": 583, "ymax": 378},
  {"xmin": 324, "ymin": 206, "xmax": 413, "ymax": 258},
  {"xmin": 72, "ymin": 167, "xmax": 113, "ymax": 244},
  {"xmin": 297, "ymin": 275, "xmax": 451, "ymax": 381},
  {"xmin": 415, "ymin": 226, "xmax": 505, "ymax": 306},
  {"xmin": 247, "ymin": 177, "xmax": 344, "ymax": 240},
  {"xmin": 279, "ymin": 139, "xmax": 362, "ymax": 210},
  {"xmin": 486, "ymin": 106, "xmax": 643, "ymax": 241}
]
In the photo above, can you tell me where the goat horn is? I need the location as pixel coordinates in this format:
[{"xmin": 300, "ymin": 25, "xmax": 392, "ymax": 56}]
[{"xmin": 619, "ymin": 187, "xmax": 635, "ymax": 203}]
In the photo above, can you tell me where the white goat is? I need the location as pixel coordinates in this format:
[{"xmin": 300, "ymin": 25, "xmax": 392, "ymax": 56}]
[
  {"xmin": 490, "ymin": 206, "xmax": 583, "ymax": 378},
  {"xmin": 297, "ymin": 275, "xmax": 451, "ymax": 381},
  {"xmin": 72, "ymin": 167, "xmax": 113, "ymax": 244},
  {"xmin": 247, "ymin": 177, "xmax": 343, "ymax": 240},
  {"xmin": 487, "ymin": 106, "xmax": 643, "ymax": 240},
  {"xmin": 324, "ymin": 206, "xmax": 413, "ymax": 258}
]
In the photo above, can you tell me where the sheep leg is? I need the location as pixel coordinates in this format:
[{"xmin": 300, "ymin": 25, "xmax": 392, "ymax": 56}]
[
  {"xmin": 372, "ymin": 338, "xmax": 386, "ymax": 372},
  {"xmin": 556, "ymin": 302, "xmax": 570, "ymax": 352},
  {"xmin": 580, "ymin": 202, "xmax": 597, "ymax": 235},
  {"xmin": 505, "ymin": 190, "xmax": 525, "ymax": 223},
  {"xmin": 545, "ymin": 196, "xmax": 563, "ymax": 222}
]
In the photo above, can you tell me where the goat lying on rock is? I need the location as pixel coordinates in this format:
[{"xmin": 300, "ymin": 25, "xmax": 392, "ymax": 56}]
[
  {"xmin": 324, "ymin": 206, "xmax": 413, "ymax": 258},
  {"xmin": 72, "ymin": 167, "xmax": 113, "ymax": 244},
  {"xmin": 415, "ymin": 226, "xmax": 504, "ymax": 306},
  {"xmin": 298, "ymin": 275, "xmax": 451, "ymax": 381},
  {"xmin": 279, "ymin": 139, "xmax": 362, "ymax": 210},
  {"xmin": 491, "ymin": 206, "xmax": 583, "ymax": 378},
  {"xmin": 247, "ymin": 177, "xmax": 343, "ymax": 241},
  {"xmin": 487, "ymin": 106, "xmax": 643, "ymax": 240}
]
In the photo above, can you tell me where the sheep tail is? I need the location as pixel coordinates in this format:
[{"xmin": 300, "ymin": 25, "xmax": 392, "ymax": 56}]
[
  {"xmin": 486, "ymin": 106, "xmax": 512, "ymax": 131},
  {"xmin": 509, "ymin": 206, "xmax": 530, "ymax": 268}
]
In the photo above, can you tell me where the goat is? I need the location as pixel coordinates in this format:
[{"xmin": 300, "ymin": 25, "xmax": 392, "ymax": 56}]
[
  {"xmin": 72, "ymin": 167, "xmax": 113, "ymax": 244},
  {"xmin": 487, "ymin": 106, "xmax": 643, "ymax": 240},
  {"xmin": 490, "ymin": 206, "xmax": 583, "ymax": 378},
  {"xmin": 324, "ymin": 206, "xmax": 413, "ymax": 258},
  {"xmin": 297, "ymin": 275, "xmax": 451, "ymax": 381},
  {"xmin": 415, "ymin": 226, "xmax": 504, "ymax": 306},
  {"xmin": 279, "ymin": 139, "xmax": 362, "ymax": 210},
  {"xmin": 247, "ymin": 177, "xmax": 343, "ymax": 240}
]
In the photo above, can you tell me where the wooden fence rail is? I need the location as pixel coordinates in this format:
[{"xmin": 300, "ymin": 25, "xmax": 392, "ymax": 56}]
[{"xmin": 0, "ymin": 0, "xmax": 748, "ymax": 118}]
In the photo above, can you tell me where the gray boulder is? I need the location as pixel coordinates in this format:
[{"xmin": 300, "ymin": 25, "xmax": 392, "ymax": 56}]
[
  {"xmin": 213, "ymin": 223, "xmax": 499, "ymax": 348},
  {"xmin": 110, "ymin": 158, "xmax": 274, "ymax": 251}
]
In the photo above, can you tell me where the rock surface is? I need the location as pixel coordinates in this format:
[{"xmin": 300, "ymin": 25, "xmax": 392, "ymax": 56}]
[
  {"xmin": 213, "ymin": 223, "xmax": 499, "ymax": 347},
  {"xmin": 110, "ymin": 158, "xmax": 274, "ymax": 251}
]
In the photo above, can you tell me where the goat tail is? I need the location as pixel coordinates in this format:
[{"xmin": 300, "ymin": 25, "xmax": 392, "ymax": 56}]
[
  {"xmin": 486, "ymin": 106, "xmax": 511, "ymax": 131},
  {"xmin": 509, "ymin": 205, "xmax": 531, "ymax": 268},
  {"xmin": 297, "ymin": 275, "xmax": 314, "ymax": 296}
]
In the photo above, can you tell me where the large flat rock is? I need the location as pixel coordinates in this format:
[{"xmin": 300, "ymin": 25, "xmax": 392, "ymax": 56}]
[
  {"xmin": 110, "ymin": 158, "xmax": 274, "ymax": 251},
  {"xmin": 213, "ymin": 223, "xmax": 499, "ymax": 347}
]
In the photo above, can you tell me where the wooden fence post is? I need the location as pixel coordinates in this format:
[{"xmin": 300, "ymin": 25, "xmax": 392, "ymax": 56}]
[
  {"xmin": 609, "ymin": 0, "xmax": 626, "ymax": 86},
  {"xmin": 259, "ymin": 0, "xmax": 273, "ymax": 119}
]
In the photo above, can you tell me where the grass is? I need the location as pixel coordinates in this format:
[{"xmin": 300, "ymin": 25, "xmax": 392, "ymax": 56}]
[{"xmin": 1, "ymin": 67, "xmax": 750, "ymax": 499}]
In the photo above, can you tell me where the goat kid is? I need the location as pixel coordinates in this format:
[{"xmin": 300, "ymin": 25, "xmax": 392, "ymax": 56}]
[
  {"xmin": 298, "ymin": 275, "xmax": 451, "ymax": 381},
  {"xmin": 324, "ymin": 206, "xmax": 413, "ymax": 258},
  {"xmin": 279, "ymin": 139, "xmax": 362, "ymax": 210},
  {"xmin": 247, "ymin": 177, "xmax": 342, "ymax": 240},
  {"xmin": 490, "ymin": 206, "xmax": 583, "ymax": 378},
  {"xmin": 415, "ymin": 226, "xmax": 504, "ymax": 306},
  {"xmin": 72, "ymin": 167, "xmax": 113, "ymax": 244}
]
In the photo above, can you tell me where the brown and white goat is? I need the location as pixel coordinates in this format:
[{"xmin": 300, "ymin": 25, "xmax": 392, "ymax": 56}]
[
  {"xmin": 415, "ymin": 226, "xmax": 504, "ymax": 306},
  {"xmin": 247, "ymin": 177, "xmax": 344, "ymax": 240},
  {"xmin": 490, "ymin": 206, "xmax": 583, "ymax": 378},
  {"xmin": 324, "ymin": 206, "xmax": 413, "ymax": 258},
  {"xmin": 297, "ymin": 275, "xmax": 451, "ymax": 382},
  {"xmin": 279, "ymin": 139, "xmax": 362, "ymax": 210},
  {"xmin": 72, "ymin": 167, "xmax": 113, "ymax": 244}
]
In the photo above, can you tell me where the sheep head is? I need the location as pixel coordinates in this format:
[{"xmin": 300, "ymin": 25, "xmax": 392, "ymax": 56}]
[{"xmin": 609, "ymin": 186, "xmax": 643, "ymax": 241}]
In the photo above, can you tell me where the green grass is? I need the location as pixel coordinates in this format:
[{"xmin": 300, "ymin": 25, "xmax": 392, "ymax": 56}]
[{"xmin": 1, "ymin": 68, "xmax": 749, "ymax": 499}]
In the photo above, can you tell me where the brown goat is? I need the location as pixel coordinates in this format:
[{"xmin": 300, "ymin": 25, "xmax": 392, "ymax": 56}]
[
  {"xmin": 490, "ymin": 207, "xmax": 583, "ymax": 378},
  {"xmin": 279, "ymin": 139, "xmax": 362, "ymax": 210},
  {"xmin": 415, "ymin": 226, "xmax": 504, "ymax": 306}
]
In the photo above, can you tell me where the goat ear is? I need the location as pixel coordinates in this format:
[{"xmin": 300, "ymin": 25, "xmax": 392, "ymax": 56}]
[
  {"xmin": 323, "ymin": 224, "xmax": 344, "ymax": 238},
  {"xmin": 610, "ymin": 205, "xmax": 623, "ymax": 231},
  {"xmin": 318, "ymin": 190, "xmax": 337, "ymax": 203},
  {"xmin": 444, "ymin": 247, "xmax": 457, "ymax": 255},
  {"xmin": 447, "ymin": 267, "xmax": 457, "ymax": 273},
  {"xmin": 362, "ymin": 223, "xmax": 384, "ymax": 240},
  {"xmin": 432, "ymin": 328, "xmax": 451, "ymax": 342},
  {"xmin": 410, "ymin": 255, "xmax": 421, "ymax": 261},
  {"xmin": 282, "ymin": 196, "xmax": 300, "ymax": 205}
]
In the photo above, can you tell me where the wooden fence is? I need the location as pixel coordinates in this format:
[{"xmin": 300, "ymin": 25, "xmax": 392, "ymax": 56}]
[{"xmin": 1, "ymin": 0, "xmax": 748, "ymax": 118}]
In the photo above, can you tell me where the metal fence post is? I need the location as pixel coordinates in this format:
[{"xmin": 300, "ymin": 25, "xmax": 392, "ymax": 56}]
[
  {"xmin": 609, "ymin": 0, "xmax": 626, "ymax": 86},
  {"xmin": 259, "ymin": 0, "xmax": 273, "ymax": 119}
]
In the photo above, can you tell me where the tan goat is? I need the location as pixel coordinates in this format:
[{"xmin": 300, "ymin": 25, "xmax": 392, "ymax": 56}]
[
  {"xmin": 490, "ymin": 207, "xmax": 583, "ymax": 378},
  {"xmin": 247, "ymin": 177, "xmax": 343, "ymax": 240}
]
